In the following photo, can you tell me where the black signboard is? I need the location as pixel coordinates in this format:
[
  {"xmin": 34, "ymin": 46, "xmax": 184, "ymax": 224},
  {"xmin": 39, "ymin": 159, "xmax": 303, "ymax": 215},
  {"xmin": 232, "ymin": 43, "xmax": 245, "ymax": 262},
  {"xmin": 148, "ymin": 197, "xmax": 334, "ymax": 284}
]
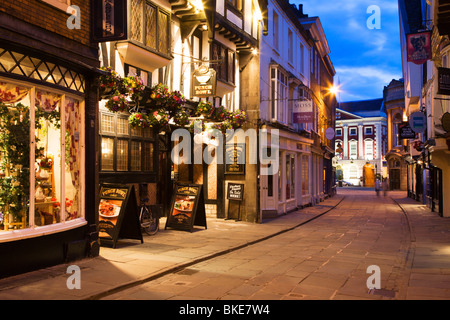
[
  {"xmin": 438, "ymin": 67, "xmax": 450, "ymax": 95},
  {"xmin": 98, "ymin": 184, "xmax": 142, "ymax": 248},
  {"xmin": 227, "ymin": 183, "xmax": 244, "ymax": 201},
  {"xmin": 91, "ymin": 0, "xmax": 127, "ymax": 42},
  {"xmin": 165, "ymin": 183, "xmax": 207, "ymax": 232},
  {"xmin": 225, "ymin": 143, "xmax": 245, "ymax": 174},
  {"xmin": 399, "ymin": 122, "xmax": 416, "ymax": 139}
]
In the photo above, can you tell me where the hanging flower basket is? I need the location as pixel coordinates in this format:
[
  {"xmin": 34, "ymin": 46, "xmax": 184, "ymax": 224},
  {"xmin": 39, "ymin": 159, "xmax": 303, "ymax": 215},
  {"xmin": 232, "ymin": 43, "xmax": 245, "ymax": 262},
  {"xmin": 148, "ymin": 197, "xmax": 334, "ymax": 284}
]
[
  {"xmin": 99, "ymin": 67, "xmax": 124, "ymax": 98},
  {"xmin": 128, "ymin": 112, "xmax": 151, "ymax": 128},
  {"xmin": 105, "ymin": 93, "xmax": 130, "ymax": 112},
  {"xmin": 173, "ymin": 109, "xmax": 191, "ymax": 126},
  {"xmin": 229, "ymin": 109, "xmax": 247, "ymax": 129},
  {"xmin": 210, "ymin": 105, "xmax": 230, "ymax": 122},
  {"xmin": 123, "ymin": 75, "xmax": 145, "ymax": 102},
  {"xmin": 195, "ymin": 100, "xmax": 212, "ymax": 117}
]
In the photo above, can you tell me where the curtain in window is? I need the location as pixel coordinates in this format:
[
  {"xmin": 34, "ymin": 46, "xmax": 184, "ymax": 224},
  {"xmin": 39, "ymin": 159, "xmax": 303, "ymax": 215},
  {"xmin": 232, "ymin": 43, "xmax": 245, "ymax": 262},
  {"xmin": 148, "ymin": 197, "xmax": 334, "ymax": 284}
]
[
  {"xmin": 0, "ymin": 82, "xmax": 28, "ymax": 103},
  {"xmin": 65, "ymin": 97, "xmax": 80, "ymax": 220}
]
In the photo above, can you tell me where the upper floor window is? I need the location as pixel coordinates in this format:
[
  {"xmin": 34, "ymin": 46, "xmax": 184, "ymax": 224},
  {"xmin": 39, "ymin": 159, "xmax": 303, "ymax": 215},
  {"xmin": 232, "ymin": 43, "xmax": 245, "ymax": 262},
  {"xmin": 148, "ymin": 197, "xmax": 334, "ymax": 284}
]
[
  {"xmin": 349, "ymin": 140, "xmax": 358, "ymax": 159},
  {"xmin": 349, "ymin": 127, "xmax": 357, "ymax": 136},
  {"xmin": 227, "ymin": 0, "xmax": 242, "ymax": 11},
  {"xmin": 211, "ymin": 41, "xmax": 235, "ymax": 85},
  {"xmin": 130, "ymin": 0, "xmax": 171, "ymax": 56},
  {"xmin": 336, "ymin": 128, "xmax": 342, "ymax": 136},
  {"xmin": 364, "ymin": 139, "xmax": 374, "ymax": 160},
  {"xmin": 288, "ymin": 29, "xmax": 293, "ymax": 64},
  {"xmin": 273, "ymin": 11, "xmax": 279, "ymax": 52},
  {"xmin": 270, "ymin": 65, "xmax": 288, "ymax": 124},
  {"xmin": 364, "ymin": 126, "xmax": 372, "ymax": 135}
]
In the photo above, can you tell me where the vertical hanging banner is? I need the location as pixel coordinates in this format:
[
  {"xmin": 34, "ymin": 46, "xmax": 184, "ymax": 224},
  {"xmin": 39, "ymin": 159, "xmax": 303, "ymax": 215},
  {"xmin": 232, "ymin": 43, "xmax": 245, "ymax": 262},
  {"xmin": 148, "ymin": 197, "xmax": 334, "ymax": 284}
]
[
  {"xmin": 91, "ymin": 0, "xmax": 127, "ymax": 42},
  {"xmin": 293, "ymin": 100, "xmax": 313, "ymax": 123},
  {"xmin": 407, "ymin": 31, "xmax": 431, "ymax": 65}
]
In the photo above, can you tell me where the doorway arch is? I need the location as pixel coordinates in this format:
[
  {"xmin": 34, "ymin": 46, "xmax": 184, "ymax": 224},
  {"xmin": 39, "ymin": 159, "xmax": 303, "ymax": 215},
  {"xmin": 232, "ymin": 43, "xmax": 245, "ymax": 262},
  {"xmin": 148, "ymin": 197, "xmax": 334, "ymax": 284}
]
[{"xmin": 363, "ymin": 163, "xmax": 375, "ymax": 187}]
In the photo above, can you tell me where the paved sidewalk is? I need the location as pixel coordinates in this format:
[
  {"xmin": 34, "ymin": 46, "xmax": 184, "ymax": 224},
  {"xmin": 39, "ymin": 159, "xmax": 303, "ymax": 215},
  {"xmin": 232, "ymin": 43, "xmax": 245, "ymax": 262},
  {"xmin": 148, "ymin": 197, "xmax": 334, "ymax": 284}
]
[{"xmin": 0, "ymin": 194, "xmax": 344, "ymax": 300}]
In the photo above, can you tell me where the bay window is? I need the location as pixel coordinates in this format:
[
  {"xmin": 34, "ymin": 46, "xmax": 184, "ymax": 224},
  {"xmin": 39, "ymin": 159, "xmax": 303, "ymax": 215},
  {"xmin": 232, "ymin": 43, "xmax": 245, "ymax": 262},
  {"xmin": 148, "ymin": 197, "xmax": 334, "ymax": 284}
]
[{"xmin": 0, "ymin": 80, "xmax": 84, "ymax": 233}]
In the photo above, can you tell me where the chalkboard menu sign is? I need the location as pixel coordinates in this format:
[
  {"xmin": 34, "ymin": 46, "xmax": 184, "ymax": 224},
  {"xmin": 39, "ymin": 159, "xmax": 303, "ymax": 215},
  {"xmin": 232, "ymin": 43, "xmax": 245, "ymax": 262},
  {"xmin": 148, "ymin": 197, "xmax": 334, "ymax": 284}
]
[
  {"xmin": 227, "ymin": 183, "xmax": 244, "ymax": 201},
  {"xmin": 399, "ymin": 122, "xmax": 416, "ymax": 139},
  {"xmin": 165, "ymin": 183, "xmax": 207, "ymax": 232},
  {"xmin": 98, "ymin": 184, "xmax": 143, "ymax": 248},
  {"xmin": 225, "ymin": 143, "xmax": 245, "ymax": 174}
]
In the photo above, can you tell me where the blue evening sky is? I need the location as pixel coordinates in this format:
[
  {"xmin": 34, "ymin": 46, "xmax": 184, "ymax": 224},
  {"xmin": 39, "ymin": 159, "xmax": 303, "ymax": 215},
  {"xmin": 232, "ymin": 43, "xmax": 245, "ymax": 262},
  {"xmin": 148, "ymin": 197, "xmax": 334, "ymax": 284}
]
[{"xmin": 293, "ymin": 0, "xmax": 403, "ymax": 102}]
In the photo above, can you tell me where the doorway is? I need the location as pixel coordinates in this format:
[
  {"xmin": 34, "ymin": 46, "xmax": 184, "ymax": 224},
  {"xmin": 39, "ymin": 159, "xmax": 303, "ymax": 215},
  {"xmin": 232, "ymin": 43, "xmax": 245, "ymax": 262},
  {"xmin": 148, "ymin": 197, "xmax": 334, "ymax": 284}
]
[
  {"xmin": 389, "ymin": 169, "xmax": 401, "ymax": 190},
  {"xmin": 363, "ymin": 163, "xmax": 375, "ymax": 187}
]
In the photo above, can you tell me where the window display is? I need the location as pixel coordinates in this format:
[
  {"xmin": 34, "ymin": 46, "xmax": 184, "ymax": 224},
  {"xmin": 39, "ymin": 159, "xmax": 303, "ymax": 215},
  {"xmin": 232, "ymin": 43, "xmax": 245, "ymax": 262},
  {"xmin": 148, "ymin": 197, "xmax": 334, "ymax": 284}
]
[{"xmin": 0, "ymin": 80, "xmax": 84, "ymax": 232}]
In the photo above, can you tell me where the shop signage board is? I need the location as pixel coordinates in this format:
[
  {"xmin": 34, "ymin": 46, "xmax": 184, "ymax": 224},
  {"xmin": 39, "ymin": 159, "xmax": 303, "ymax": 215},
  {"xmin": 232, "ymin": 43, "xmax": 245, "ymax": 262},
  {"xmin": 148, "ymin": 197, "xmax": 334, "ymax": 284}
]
[
  {"xmin": 225, "ymin": 143, "xmax": 245, "ymax": 174},
  {"xmin": 165, "ymin": 183, "xmax": 207, "ymax": 232},
  {"xmin": 406, "ymin": 31, "xmax": 431, "ymax": 65},
  {"xmin": 192, "ymin": 65, "xmax": 217, "ymax": 97},
  {"xmin": 227, "ymin": 183, "xmax": 244, "ymax": 201},
  {"xmin": 92, "ymin": 0, "xmax": 127, "ymax": 42},
  {"xmin": 438, "ymin": 68, "xmax": 450, "ymax": 95},
  {"xmin": 409, "ymin": 112, "xmax": 427, "ymax": 134},
  {"xmin": 98, "ymin": 184, "xmax": 143, "ymax": 248},
  {"xmin": 226, "ymin": 183, "xmax": 244, "ymax": 221},
  {"xmin": 293, "ymin": 100, "xmax": 313, "ymax": 123},
  {"xmin": 399, "ymin": 122, "xmax": 416, "ymax": 139}
]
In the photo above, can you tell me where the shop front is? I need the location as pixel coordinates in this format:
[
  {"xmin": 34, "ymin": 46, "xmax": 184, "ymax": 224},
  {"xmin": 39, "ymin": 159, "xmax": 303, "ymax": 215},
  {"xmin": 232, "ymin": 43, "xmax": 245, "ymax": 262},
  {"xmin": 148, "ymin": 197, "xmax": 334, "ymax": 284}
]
[{"xmin": 0, "ymin": 15, "xmax": 99, "ymax": 276}]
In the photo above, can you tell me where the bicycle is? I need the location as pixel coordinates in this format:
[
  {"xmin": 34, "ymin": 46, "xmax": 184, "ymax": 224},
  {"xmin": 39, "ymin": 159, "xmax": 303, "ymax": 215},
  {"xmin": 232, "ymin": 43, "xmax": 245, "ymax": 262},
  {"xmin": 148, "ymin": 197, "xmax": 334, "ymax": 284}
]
[
  {"xmin": 138, "ymin": 184, "xmax": 160, "ymax": 235},
  {"xmin": 139, "ymin": 200, "xmax": 160, "ymax": 235}
]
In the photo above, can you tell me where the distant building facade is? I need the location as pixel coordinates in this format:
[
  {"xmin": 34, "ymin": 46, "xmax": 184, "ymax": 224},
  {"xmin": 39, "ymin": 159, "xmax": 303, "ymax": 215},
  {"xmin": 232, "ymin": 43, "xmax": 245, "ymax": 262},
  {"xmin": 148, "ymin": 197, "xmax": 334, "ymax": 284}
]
[{"xmin": 334, "ymin": 99, "xmax": 387, "ymax": 186}]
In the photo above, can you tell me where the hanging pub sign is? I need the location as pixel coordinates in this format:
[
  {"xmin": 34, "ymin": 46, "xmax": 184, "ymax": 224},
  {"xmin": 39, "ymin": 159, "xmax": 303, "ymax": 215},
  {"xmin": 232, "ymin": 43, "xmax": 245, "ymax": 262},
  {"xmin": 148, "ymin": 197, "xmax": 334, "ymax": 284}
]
[
  {"xmin": 399, "ymin": 122, "xmax": 416, "ymax": 139},
  {"xmin": 407, "ymin": 31, "xmax": 431, "ymax": 65},
  {"xmin": 192, "ymin": 65, "xmax": 217, "ymax": 97},
  {"xmin": 225, "ymin": 143, "xmax": 245, "ymax": 174},
  {"xmin": 438, "ymin": 67, "xmax": 450, "ymax": 95},
  {"xmin": 98, "ymin": 184, "xmax": 143, "ymax": 248},
  {"xmin": 293, "ymin": 100, "xmax": 313, "ymax": 123},
  {"xmin": 165, "ymin": 183, "xmax": 207, "ymax": 232},
  {"xmin": 92, "ymin": 0, "xmax": 127, "ymax": 42}
]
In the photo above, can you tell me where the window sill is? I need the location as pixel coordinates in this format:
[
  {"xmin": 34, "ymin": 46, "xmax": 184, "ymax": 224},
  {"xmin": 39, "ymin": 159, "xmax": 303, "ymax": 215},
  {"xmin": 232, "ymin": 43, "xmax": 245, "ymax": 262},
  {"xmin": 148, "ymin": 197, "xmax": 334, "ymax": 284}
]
[
  {"xmin": 0, "ymin": 218, "xmax": 87, "ymax": 243},
  {"xmin": 40, "ymin": 0, "xmax": 71, "ymax": 13}
]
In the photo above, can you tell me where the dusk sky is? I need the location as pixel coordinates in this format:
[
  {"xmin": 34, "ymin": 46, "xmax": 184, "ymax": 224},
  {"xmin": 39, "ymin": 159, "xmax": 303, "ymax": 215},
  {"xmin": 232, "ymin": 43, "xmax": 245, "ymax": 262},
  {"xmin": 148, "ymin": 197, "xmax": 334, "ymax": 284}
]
[{"xmin": 294, "ymin": 0, "xmax": 403, "ymax": 102}]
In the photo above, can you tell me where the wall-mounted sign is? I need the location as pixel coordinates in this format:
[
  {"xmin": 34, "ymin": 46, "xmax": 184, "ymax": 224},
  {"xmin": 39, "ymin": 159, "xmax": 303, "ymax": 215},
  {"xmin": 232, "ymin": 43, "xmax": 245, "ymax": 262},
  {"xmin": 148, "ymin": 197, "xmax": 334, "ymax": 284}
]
[
  {"xmin": 438, "ymin": 68, "xmax": 450, "ymax": 95},
  {"xmin": 92, "ymin": 0, "xmax": 127, "ymax": 42},
  {"xmin": 325, "ymin": 127, "xmax": 335, "ymax": 140},
  {"xmin": 165, "ymin": 183, "xmax": 207, "ymax": 232},
  {"xmin": 399, "ymin": 122, "xmax": 416, "ymax": 139},
  {"xmin": 406, "ymin": 31, "xmax": 431, "ymax": 65},
  {"xmin": 225, "ymin": 143, "xmax": 245, "ymax": 175},
  {"xmin": 192, "ymin": 65, "xmax": 217, "ymax": 97},
  {"xmin": 98, "ymin": 184, "xmax": 142, "ymax": 248},
  {"xmin": 293, "ymin": 100, "xmax": 313, "ymax": 123},
  {"xmin": 409, "ymin": 112, "xmax": 427, "ymax": 134}
]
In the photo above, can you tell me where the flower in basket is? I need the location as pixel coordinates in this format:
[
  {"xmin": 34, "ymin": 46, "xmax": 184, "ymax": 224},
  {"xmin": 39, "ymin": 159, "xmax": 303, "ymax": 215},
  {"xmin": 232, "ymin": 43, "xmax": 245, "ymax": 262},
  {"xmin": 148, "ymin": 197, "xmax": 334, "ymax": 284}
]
[
  {"xmin": 167, "ymin": 90, "xmax": 186, "ymax": 116},
  {"xmin": 188, "ymin": 120, "xmax": 206, "ymax": 133},
  {"xmin": 99, "ymin": 67, "xmax": 125, "ymax": 96},
  {"xmin": 123, "ymin": 75, "xmax": 145, "ymax": 101},
  {"xmin": 39, "ymin": 156, "xmax": 53, "ymax": 170},
  {"xmin": 148, "ymin": 110, "xmax": 169, "ymax": 127},
  {"xmin": 128, "ymin": 112, "xmax": 150, "ymax": 128},
  {"xmin": 196, "ymin": 100, "xmax": 212, "ymax": 116},
  {"xmin": 105, "ymin": 93, "xmax": 129, "ymax": 112},
  {"xmin": 150, "ymin": 83, "xmax": 171, "ymax": 107},
  {"xmin": 211, "ymin": 105, "xmax": 230, "ymax": 122},
  {"xmin": 173, "ymin": 109, "xmax": 191, "ymax": 126},
  {"xmin": 230, "ymin": 109, "xmax": 247, "ymax": 129},
  {"xmin": 211, "ymin": 119, "xmax": 233, "ymax": 133}
]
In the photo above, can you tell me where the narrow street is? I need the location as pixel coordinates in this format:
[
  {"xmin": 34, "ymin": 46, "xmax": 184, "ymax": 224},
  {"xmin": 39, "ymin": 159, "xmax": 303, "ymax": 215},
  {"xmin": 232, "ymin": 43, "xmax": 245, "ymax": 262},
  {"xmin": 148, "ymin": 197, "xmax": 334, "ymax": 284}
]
[{"xmin": 101, "ymin": 189, "xmax": 450, "ymax": 300}]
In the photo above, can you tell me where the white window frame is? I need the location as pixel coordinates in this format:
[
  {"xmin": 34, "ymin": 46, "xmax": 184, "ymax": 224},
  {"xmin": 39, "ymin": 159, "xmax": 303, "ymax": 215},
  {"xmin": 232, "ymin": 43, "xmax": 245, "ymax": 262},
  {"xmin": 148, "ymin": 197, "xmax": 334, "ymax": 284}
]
[
  {"xmin": 364, "ymin": 139, "xmax": 374, "ymax": 160},
  {"xmin": 349, "ymin": 127, "xmax": 357, "ymax": 136},
  {"xmin": 336, "ymin": 128, "xmax": 342, "ymax": 136},
  {"xmin": 270, "ymin": 65, "xmax": 288, "ymax": 124},
  {"xmin": 0, "ymin": 77, "xmax": 86, "ymax": 243},
  {"xmin": 364, "ymin": 126, "xmax": 372, "ymax": 135},
  {"xmin": 349, "ymin": 140, "xmax": 358, "ymax": 159}
]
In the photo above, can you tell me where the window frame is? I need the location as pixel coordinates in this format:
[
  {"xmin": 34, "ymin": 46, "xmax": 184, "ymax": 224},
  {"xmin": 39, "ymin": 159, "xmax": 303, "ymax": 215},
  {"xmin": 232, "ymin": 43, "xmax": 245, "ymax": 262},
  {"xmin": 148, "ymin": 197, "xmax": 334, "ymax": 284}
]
[
  {"xmin": 129, "ymin": 0, "xmax": 171, "ymax": 57},
  {"xmin": 99, "ymin": 110, "xmax": 157, "ymax": 175}
]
